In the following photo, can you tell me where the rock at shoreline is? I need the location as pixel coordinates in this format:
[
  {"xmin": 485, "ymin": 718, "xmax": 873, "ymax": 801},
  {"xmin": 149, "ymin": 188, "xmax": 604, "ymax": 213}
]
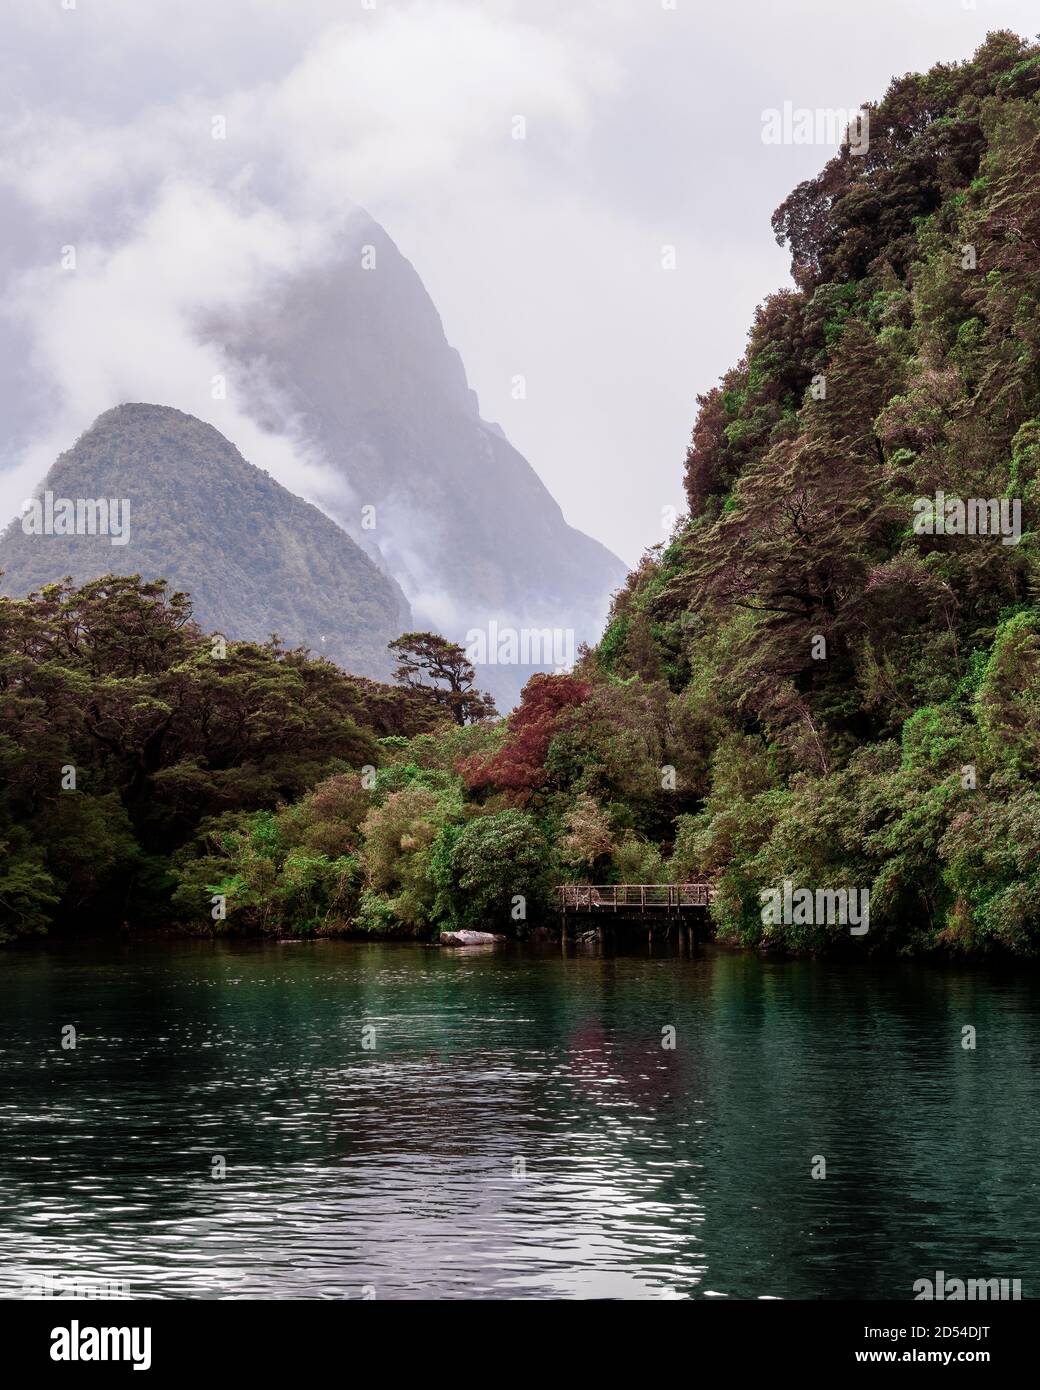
[{"xmin": 439, "ymin": 930, "xmax": 507, "ymax": 946}]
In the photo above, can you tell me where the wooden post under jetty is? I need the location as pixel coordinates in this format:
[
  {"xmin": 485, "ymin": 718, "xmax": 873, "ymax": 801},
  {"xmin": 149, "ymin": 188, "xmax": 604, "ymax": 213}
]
[{"xmin": 557, "ymin": 883, "xmax": 715, "ymax": 945}]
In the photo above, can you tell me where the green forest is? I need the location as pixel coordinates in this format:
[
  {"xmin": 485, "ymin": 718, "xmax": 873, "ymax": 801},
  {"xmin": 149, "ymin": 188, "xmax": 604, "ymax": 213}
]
[{"xmin": 3, "ymin": 31, "xmax": 1040, "ymax": 955}]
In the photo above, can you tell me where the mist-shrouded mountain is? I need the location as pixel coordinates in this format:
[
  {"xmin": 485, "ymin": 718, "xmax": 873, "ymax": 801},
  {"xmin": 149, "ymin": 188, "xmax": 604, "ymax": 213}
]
[
  {"xmin": 0, "ymin": 403, "xmax": 410, "ymax": 680},
  {"xmin": 210, "ymin": 213, "xmax": 628, "ymax": 703},
  {"xmin": 0, "ymin": 215, "xmax": 626, "ymax": 705}
]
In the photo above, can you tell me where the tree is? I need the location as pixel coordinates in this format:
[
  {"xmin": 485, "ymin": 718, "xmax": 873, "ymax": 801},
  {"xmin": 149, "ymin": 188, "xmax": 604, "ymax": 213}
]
[
  {"xmin": 460, "ymin": 672, "xmax": 590, "ymax": 801},
  {"xmin": 359, "ymin": 786, "xmax": 462, "ymax": 928},
  {"xmin": 559, "ymin": 795, "xmax": 616, "ymax": 877},
  {"xmin": 388, "ymin": 631, "xmax": 497, "ymax": 726},
  {"xmin": 439, "ymin": 810, "xmax": 551, "ymax": 930}
]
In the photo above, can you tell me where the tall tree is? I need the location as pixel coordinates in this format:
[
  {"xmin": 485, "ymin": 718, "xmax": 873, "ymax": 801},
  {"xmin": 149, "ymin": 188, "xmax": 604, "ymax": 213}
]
[{"xmin": 388, "ymin": 631, "xmax": 497, "ymax": 726}]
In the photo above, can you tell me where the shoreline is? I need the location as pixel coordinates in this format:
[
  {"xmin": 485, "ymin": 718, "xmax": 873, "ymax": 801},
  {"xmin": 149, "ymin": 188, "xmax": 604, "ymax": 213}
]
[{"xmin": 6, "ymin": 924, "xmax": 1040, "ymax": 970}]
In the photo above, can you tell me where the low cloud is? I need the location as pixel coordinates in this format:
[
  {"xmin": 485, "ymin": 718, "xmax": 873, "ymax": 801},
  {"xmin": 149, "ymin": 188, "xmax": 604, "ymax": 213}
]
[{"xmin": 0, "ymin": 3, "xmax": 615, "ymax": 529}]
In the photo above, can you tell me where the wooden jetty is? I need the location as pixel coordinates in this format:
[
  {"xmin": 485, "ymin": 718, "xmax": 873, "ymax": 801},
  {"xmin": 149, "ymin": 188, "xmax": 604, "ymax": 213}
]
[
  {"xmin": 557, "ymin": 883, "xmax": 715, "ymax": 949},
  {"xmin": 558, "ymin": 883, "xmax": 714, "ymax": 916}
]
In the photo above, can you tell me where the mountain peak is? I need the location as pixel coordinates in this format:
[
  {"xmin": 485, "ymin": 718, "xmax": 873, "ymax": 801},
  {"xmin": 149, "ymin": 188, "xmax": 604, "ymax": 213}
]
[{"xmin": 0, "ymin": 404, "xmax": 409, "ymax": 679}]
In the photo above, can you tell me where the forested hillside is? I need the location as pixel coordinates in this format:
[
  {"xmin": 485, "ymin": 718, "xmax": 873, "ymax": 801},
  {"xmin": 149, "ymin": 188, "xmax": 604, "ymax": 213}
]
[{"xmin": 592, "ymin": 30, "xmax": 1040, "ymax": 951}]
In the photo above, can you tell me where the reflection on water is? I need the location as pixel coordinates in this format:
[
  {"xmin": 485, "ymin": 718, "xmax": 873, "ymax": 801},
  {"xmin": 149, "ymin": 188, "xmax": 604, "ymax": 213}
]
[{"xmin": 0, "ymin": 938, "xmax": 1038, "ymax": 1299}]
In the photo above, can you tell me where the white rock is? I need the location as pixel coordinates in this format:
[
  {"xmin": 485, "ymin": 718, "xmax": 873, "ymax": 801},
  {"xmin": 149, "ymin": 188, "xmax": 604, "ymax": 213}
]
[{"xmin": 439, "ymin": 930, "xmax": 507, "ymax": 946}]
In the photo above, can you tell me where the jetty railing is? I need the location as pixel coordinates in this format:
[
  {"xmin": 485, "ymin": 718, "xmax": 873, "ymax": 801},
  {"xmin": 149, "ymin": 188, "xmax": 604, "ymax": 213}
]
[{"xmin": 558, "ymin": 883, "xmax": 715, "ymax": 913}]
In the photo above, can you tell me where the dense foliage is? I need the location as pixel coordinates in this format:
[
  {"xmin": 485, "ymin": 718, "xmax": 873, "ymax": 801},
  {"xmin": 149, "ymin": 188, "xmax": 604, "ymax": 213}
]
[
  {"xmin": 0, "ymin": 574, "xmax": 434, "ymax": 940},
  {"xmin": 594, "ymin": 30, "xmax": 1040, "ymax": 953}
]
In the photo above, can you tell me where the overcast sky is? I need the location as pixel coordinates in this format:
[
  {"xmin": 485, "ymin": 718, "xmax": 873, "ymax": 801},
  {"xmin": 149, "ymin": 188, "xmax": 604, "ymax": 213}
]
[{"xmin": 1, "ymin": 0, "xmax": 1038, "ymax": 566}]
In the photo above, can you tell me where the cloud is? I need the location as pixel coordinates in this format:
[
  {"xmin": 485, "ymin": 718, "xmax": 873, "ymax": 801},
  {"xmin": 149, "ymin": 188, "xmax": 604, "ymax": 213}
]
[
  {"xmin": 0, "ymin": 2, "xmax": 617, "ymax": 529},
  {"xmin": 265, "ymin": 9, "xmax": 609, "ymax": 207},
  {"xmin": 2, "ymin": 180, "xmax": 343, "ymax": 516}
]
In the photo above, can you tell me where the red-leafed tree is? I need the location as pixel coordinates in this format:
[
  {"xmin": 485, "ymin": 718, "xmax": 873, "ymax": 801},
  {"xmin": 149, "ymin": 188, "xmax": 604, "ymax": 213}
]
[{"xmin": 459, "ymin": 672, "xmax": 591, "ymax": 802}]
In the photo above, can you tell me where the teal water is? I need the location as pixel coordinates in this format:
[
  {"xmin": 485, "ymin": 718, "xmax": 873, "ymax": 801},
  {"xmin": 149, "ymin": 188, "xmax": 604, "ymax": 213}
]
[{"xmin": 0, "ymin": 938, "xmax": 1038, "ymax": 1300}]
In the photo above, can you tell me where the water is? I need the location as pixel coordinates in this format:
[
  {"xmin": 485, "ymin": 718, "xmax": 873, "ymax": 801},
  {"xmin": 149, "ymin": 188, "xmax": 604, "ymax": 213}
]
[{"xmin": 1, "ymin": 937, "xmax": 1038, "ymax": 1300}]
